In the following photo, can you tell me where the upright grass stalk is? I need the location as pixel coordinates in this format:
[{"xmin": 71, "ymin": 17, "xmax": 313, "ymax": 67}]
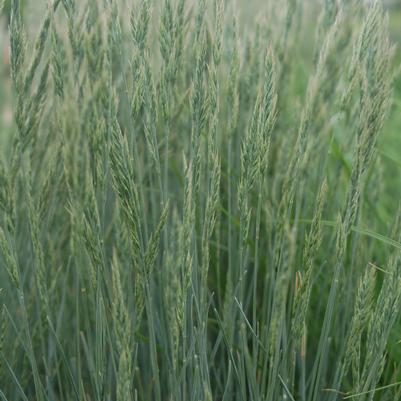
[{"xmin": 0, "ymin": 1, "xmax": 399, "ymax": 401}]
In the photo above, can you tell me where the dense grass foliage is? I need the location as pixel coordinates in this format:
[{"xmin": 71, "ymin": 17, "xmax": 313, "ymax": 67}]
[{"xmin": 0, "ymin": 0, "xmax": 401, "ymax": 400}]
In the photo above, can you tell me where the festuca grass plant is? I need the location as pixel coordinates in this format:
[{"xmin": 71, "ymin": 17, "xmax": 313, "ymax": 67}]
[{"xmin": 0, "ymin": 0, "xmax": 400, "ymax": 400}]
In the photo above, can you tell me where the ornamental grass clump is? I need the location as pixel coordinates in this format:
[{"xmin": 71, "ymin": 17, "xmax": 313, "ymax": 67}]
[{"xmin": 0, "ymin": 0, "xmax": 400, "ymax": 400}]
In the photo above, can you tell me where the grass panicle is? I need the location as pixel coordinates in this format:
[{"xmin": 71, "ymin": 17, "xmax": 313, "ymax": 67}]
[{"xmin": 0, "ymin": 1, "xmax": 400, "ymax": 401}]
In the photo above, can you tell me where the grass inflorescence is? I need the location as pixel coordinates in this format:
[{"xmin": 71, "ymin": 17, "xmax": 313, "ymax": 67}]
[{"xmin": 0, "ymin": 0, "xmax": 400, "ymax": 400}]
